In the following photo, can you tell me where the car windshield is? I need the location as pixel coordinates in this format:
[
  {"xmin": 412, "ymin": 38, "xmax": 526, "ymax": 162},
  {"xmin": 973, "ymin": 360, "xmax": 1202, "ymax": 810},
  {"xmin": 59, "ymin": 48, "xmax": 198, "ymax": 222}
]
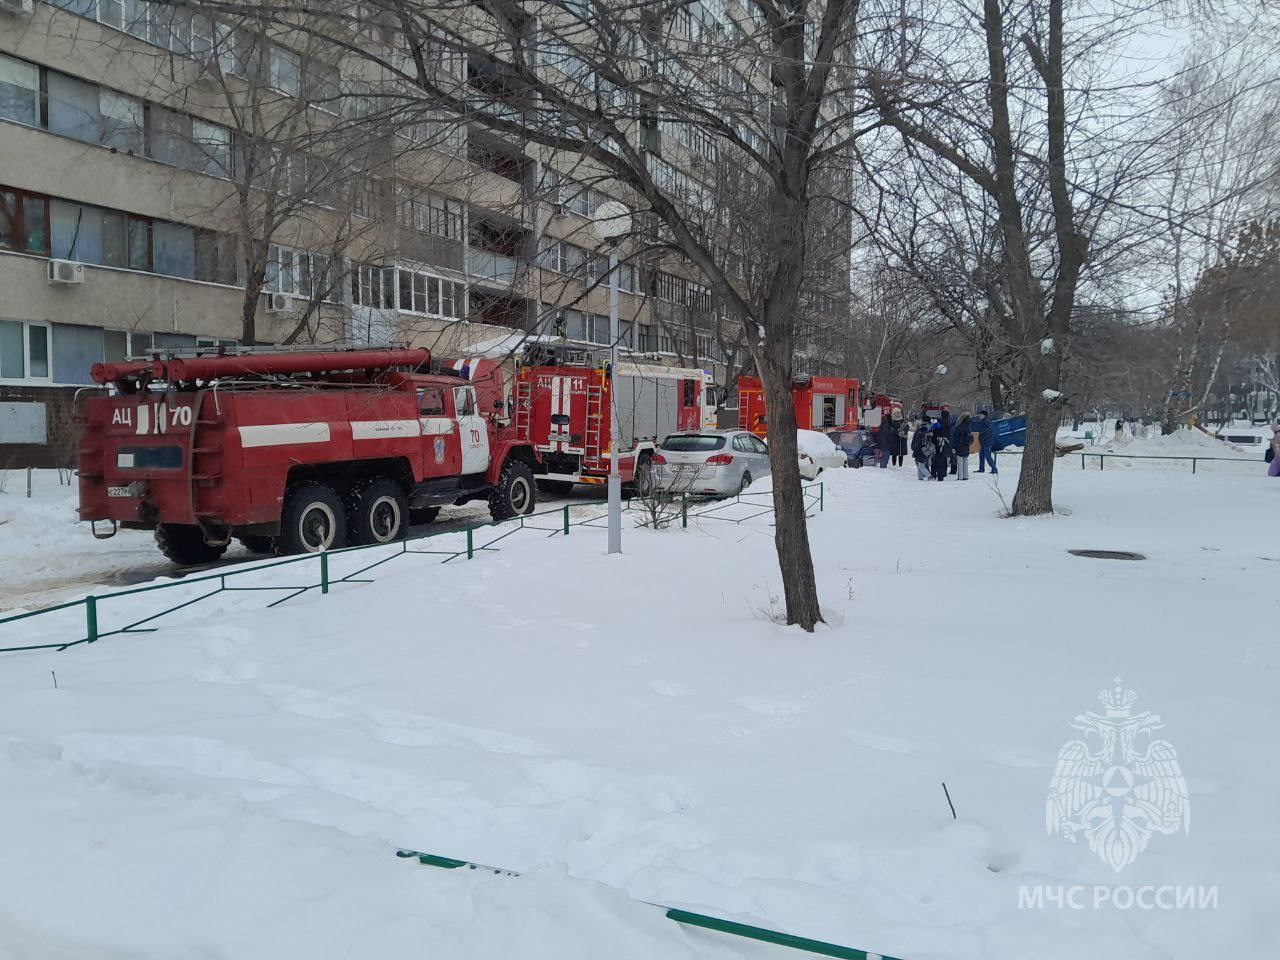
[
  {"xmin": 830, "ymin": 432, "xmax": 857, "ymax": 445},
  {"xmin": 661, "ymin": 435, "xmax": 726, "ymax": 452}
]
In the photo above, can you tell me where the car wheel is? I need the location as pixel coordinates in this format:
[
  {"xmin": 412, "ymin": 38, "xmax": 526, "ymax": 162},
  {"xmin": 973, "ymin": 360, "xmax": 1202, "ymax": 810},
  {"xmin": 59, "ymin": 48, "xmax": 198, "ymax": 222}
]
[
  {"xmin": 739, "ymin": 471, "xmax": 752, "ymax": 493},
  {"xmin": 277, "ymin": 482, "xmax": 346, "ymax": 555}
]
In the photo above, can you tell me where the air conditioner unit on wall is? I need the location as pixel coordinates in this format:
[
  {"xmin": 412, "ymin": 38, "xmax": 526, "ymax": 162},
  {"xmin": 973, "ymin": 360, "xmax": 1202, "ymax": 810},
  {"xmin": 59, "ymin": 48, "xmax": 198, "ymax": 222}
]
[
  {"xmin": 47, "ymin": 259, "xmax": 85, "ymax": 285},
  {"xmin": 0, "ymin": 0, "xmax": 34, "ymax": 17},
  {"xmin": 263, "ymin": 292, "xmax": 290, "ymax": 313}
]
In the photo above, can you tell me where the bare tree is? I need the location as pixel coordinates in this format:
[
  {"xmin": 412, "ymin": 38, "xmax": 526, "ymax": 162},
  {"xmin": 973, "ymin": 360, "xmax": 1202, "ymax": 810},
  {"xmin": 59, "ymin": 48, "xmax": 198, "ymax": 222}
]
[{"xmin": 171, "ymin": 0, "xmax": 876, "ymax": 629}]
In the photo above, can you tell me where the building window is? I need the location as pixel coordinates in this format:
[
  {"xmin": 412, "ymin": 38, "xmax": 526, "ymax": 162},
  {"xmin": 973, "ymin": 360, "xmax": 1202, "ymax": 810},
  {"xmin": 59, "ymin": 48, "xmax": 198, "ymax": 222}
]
[
  {"xmin": 653, "ymin": 271, "xmax": 686, "ymax": 303},
  {"xmin": 397, "ymin": 188, "xmax": 465, "ymax": 241},
  {"xmin": 302, "ymin": 58, "xmax": 341, "ymax": 110},
  {"xmin": 100, "ymin": 91, "xmax": 145, "ymax": 153},
  {"xmin": 269, "ymin": 47, "xmax": 301, "ymax": 97},
  {"xmin": 351, "ymin": 263, "xmax": 396, "ymax": 309},
  {"xmin": 0, "ymin": 188, "xmax": 50, "ymax": 256},
  {"xmin": 0, "ymin": 54, "xmax": 40, "ymax": 127},
  {"xmin": 395, "ymin": 267, "xmax": 464, "ymax": 319},
  {"xmin": 539, "ymin": 238, "xmax": 591, "ymax": 277},
  {"xmin": 0, "ymin": 320, "xmax": 50, "ymax": 382},
  {"xmin": 266, "ymin": 244, "xmax": 337, "ymax": 301}
]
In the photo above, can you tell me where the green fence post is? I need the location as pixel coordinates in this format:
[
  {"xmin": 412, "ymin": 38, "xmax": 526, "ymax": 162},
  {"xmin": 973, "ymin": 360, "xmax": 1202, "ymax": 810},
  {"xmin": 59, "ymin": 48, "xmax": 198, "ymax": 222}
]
[
  {"xmin": 1081, "ymin": 453, "xmax": 1085, "ymax": 470},
  {"xmin": 320, "ymin": 551, "xmax": 329, "ymax": 594},
  {"xmin": 681, "ymin": 493, "xmax": 688, "ymax": 529},
  {"xmin": 1192, "ymin": 458, "xmax": 1197, "ymax": 475},
  {"xmin": 466, "ymin": 528, "xmax": 474, "ymax": 559},
  {"xmin": 1100, "ymin": 454, "xmax": 1104, "ymax": 471},
  {"xmin": 563, "ymin": 505, "xmax": 570, "ymax": 535},
  {"xmin": 819, "ymin": 482, "xmax": 824, "ymax": 512},
  {"xmin": 85, "ymin": 595, "xmax": 98, "ymax": 643}
]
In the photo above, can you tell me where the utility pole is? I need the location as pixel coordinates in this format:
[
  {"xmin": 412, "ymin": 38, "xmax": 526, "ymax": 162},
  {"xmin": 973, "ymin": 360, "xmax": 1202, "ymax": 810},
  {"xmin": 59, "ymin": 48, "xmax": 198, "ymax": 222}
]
[
  {"xmin": 607, "ymin": 251, "xmax": 622, "ymax": 555},
  {"xmin": 591, "ymin": 200, "xmax": 631, "ymax": 556}
]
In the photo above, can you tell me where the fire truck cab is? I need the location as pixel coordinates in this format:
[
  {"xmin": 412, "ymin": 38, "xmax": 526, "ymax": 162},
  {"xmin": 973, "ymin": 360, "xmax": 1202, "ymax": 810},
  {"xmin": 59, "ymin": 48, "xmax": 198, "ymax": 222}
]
[
  {"xmin": 737, "ymin": 375, "xmax": 860, "ymax": 438},
  {"xmin": 78, "ymin": 348, "xmax": 540, "ymax": 565}
]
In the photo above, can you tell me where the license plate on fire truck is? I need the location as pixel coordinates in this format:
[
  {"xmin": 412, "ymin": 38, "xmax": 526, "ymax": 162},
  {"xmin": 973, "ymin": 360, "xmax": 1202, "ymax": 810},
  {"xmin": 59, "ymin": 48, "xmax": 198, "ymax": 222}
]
[{"xmin": 107, "ymin": 485, "xmax": 137, "ymax": 498}]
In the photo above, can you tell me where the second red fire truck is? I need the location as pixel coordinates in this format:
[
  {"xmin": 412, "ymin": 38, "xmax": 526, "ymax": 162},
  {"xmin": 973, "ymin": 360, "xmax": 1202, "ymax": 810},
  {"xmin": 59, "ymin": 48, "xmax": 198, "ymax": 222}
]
[{"xmin": 512, "ymin": 344, "xmax": 711, "ymax": 493}]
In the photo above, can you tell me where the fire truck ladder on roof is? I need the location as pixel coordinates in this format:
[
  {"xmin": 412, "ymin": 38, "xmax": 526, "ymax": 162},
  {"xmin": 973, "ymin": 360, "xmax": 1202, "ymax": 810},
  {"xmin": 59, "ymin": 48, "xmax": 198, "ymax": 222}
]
[
  {"xmin": 187, "ymin": 389, "xmax": 230, "ymax": 544},
  {"xmin": 583, "ymin": 378, "xmax": 605, "ymax": 467},
  {"xmin": 513, "ymin": 377, "xmax": 532, "ymax": 441}
]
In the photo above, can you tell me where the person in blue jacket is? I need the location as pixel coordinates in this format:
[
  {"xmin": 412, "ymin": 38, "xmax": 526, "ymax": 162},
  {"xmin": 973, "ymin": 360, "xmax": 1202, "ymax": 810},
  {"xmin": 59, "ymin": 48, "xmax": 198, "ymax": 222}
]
[{"xmin": 975, "ymin": 410, "xmax": 998, "ymax": 473}]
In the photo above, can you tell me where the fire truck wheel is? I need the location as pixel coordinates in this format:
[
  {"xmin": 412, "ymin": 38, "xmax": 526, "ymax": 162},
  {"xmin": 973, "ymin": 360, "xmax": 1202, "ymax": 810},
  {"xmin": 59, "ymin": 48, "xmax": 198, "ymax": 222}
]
[
  {"xmin": 536, "ymin": 480, "xmax": 575, "ymax": 496},
  {"xmin": 155, "ymin": 523, "xmax": 228, "ymax": 566},
  {"xmin": 347, "ymin": 478, "xmax": 408, "ymax": 546},
  {"xmin": 490, "ymin": 460, "xmax": 536, "ymax": 521},
  {"xmin": 409, "ymin": 506, "xmax": 441, "ymax": 526},
  {"xmin": 277, "ymin": 483, "xmax": 346, "ymax": 555},
  {"xmin": 237, "ymin": 534, "xmax": 275, "ymax": 554}
]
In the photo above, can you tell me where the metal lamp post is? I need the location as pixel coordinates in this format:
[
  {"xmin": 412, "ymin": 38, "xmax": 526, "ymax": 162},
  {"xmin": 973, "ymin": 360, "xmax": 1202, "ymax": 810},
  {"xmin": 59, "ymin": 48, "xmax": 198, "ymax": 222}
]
[{"xmin": 591, "ymin": 201, "xmax": 631, "ymax": 556}]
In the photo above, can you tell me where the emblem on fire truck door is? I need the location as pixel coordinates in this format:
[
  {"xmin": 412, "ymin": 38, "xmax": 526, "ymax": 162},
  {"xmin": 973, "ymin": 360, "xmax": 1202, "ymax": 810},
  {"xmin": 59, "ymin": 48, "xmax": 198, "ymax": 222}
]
[{"xmin": 434, "ymin": 437, "xmax": 446, "ymax": 464}]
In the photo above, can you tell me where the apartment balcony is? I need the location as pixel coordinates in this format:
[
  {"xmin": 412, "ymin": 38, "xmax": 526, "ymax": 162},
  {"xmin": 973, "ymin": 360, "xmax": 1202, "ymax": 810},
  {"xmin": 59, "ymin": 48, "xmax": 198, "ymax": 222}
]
[{"xmin": 466, "ymin": 249, "xmax": 523, "ymax": 286}]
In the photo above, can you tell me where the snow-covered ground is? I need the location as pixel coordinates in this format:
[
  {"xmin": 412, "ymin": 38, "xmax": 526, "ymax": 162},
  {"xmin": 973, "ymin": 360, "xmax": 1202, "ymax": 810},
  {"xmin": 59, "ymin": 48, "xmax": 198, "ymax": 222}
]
[
  {"xmin": 1, "ymin": 462, "xmax": 1278, "ymax": 959},
  {"xmin": 0, "ymin": 471, "xmax": 595, "ymax": 613}
]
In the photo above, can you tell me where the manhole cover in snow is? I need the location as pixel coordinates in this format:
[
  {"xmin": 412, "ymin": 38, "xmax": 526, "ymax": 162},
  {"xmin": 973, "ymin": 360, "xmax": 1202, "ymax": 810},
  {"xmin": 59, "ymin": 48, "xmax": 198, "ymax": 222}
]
[{"xmin": 1068, "ymin": 549, "xmax": 1145, "ymax": 561}]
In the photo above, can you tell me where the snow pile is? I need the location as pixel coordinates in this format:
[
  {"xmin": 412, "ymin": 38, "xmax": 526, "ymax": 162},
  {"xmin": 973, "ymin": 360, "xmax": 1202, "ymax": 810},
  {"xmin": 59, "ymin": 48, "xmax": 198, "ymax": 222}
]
[
  {"xmin": 458, "ymin": 332, "xmax": 560, "ymax": 359},
  {"xmin": 1096, "ymin": 427, "xmax": 1252, "ymax": 459},
  {"xmin": 1, "ymin": 463, "xmax": 1279, "ymax": 959},
  {"xmin": 796, "ymin": 429, "xmax": 840, "ymax": 458}
]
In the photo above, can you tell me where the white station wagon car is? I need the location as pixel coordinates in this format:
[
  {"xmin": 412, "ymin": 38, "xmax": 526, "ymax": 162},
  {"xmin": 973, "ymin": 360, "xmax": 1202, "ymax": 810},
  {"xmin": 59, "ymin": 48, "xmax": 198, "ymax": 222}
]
[{"xmin": 796, "ymin": 429, "xmax": 848, "ymax": 479}]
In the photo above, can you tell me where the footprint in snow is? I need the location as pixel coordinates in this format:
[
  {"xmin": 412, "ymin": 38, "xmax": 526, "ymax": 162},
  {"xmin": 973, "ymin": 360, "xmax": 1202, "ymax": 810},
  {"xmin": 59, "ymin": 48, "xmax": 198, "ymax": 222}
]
[
  {"xmin": 650, "ymin": 681, "xmax": 693, "ymax": 697},
  {"xmin": 844, "ymin": 731, "xmax": 919, "ymax": 754}
]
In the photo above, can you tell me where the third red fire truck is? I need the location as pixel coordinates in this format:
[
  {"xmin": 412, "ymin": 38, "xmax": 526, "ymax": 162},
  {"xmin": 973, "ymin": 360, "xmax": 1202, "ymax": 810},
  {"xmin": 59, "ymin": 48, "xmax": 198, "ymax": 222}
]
[{"xmin": 737, "ymin": 374, "xmax": 860, "ymax": 439}]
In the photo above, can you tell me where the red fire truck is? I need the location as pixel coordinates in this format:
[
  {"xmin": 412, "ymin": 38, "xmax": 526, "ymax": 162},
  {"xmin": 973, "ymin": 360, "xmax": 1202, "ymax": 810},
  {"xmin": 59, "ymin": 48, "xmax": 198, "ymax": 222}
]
[
  {"xmin": 511, "ymin": 345, "xmax": 707, "ymax": 493},
  {"xmin": 737, "ymin": 374, "xmax": 860, "ymax": 438},
  {"xmin": 859, "ymin": 393, "xmax": 902, "ymax": 430},
  {"xmin": 78, "ymin": 348, "xmax": 539, "ymax": 565}
]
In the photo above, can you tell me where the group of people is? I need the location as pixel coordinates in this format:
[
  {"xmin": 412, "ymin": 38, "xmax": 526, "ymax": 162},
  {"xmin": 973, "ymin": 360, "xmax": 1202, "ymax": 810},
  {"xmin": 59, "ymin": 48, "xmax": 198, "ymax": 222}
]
[{"xmin": 874, "ymin": 406, "xmax": 998, "ymax": 480}]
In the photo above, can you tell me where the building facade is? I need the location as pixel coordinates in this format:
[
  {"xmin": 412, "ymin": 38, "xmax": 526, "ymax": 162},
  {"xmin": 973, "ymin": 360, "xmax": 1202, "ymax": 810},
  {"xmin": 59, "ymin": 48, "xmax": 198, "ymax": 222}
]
[{"xmin": 1, "ymin": 0, "xmax": 844, "ymax": 467}]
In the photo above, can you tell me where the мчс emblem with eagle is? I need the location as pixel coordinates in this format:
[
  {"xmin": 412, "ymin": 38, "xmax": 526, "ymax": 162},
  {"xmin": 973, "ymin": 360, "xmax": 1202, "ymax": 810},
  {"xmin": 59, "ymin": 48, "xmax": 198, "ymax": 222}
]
[{"xmin": 1046, "ymin": 678, "xmax": 1190, "ymax": 873}]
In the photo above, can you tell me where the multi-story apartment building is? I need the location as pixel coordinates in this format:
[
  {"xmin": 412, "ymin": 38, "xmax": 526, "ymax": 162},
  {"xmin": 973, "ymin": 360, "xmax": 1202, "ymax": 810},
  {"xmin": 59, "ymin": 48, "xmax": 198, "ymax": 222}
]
[{"xmin": 1, "ymin": 0, "xmax": 844, "ymax": 467}]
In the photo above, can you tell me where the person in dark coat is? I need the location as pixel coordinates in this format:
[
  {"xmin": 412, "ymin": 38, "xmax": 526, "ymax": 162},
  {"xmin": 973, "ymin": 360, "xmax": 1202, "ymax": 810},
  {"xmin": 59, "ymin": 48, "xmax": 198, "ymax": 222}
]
[
  {"xmin": 975, "ymin": 410, "xmax": 998, "ymax": 474},
  {"xmin": 953, "ymin": 413, "xmax": 973, "ymax": 480},
  {"xmin": 911, "ymin": 422, "xmax": 932, "ymax": 480},
  {"xmin": 894, "ymin": 416, "xmax": 909, "ymax": 466},
  {"xmin": 876, "ymin": 415, "xmax": 896, "ymax": 468},
  {"xmin": 930, "ymin": 421, "xmax": 950, "ymax": 481},
  {"xmin": 939, "ymin": 407, "xmax": 957, "ymax": 475}
]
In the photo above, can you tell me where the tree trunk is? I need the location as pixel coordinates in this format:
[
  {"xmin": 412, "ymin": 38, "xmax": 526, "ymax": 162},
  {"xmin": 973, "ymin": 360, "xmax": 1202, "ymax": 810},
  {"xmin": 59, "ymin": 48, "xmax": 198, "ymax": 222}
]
[
  {"xmin": 757, "ymin": 347, "xmax": 824, "ymax": 631},
  {"xmin": 1011, "ymin": 393, "xmax": 1057, "ymax": 516},
  {"xmin": 990, "ymin": 372, "xmax": 1006, "ymax": 413}
]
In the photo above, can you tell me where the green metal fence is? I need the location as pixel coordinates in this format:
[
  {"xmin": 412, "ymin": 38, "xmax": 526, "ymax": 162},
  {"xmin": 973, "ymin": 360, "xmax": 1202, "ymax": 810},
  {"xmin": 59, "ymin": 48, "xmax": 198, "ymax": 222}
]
[
  {"xmin": 994, "ymin": 449, "xmax": 1260, "ymax": 474},
  {"xmin": 0, "ymin": 482, "xmax": 823, "ymax": 656}
]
